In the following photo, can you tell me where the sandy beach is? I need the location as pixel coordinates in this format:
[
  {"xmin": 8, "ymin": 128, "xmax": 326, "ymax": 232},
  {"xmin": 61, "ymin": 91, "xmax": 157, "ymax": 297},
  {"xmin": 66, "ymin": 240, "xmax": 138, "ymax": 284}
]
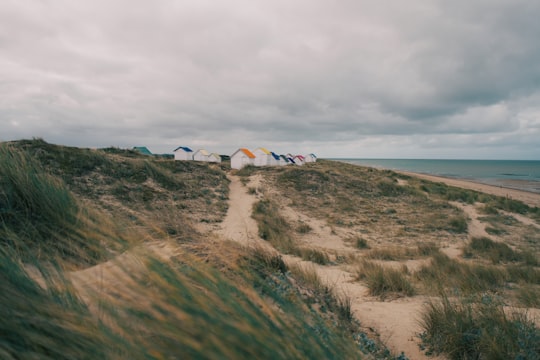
[{"xmin": 399, "ymin": 171, "xmax": 540, "ymax": 208}]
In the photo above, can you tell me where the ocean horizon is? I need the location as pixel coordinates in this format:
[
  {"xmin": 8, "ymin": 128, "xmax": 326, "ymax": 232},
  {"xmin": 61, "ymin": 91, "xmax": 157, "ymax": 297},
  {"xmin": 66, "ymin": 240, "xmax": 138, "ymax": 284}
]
[{"xmin": 331, "ymin": 158, "xmax": 540, "ymax": 194}]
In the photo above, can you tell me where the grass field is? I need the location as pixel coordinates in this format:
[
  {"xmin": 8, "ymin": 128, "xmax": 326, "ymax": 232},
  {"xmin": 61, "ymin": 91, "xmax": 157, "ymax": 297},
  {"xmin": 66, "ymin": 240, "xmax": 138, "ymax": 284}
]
[
  {"xmin": 1, "ymin": 140, "xmax": 367, "ymax": 359},
  {"xmin": 2, "ymin": 139, "xmax": 539, "ymax": 359}
]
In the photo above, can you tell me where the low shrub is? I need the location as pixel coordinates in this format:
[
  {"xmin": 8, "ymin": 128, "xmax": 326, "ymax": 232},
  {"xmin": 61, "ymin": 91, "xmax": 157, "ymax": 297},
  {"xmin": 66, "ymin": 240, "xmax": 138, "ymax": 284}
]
[
  {"xmin": 356, "ymin": 260, "xmax": 415, "ymax": 299},
  {"xmin": 355, "ymin": 237, "xmax": 370, "ymax": 249},
  {"xmin": 299, "ymin": 248, "xmax": 330, "ymax": 265},
  {"xmin": 516, "ymin": 285, "xmax": 540, "ymax": 308},
  {"xmin": 420, "ymin": 295, "xmax": 540, "ymax": 359},
  {"xmin": 417, "ymin": 253, "xmax": 508, "ymax": 293},
  {"xmin": 296, "ymin": 223, "xmax": 313, "ymax": 234},
  {"xmin": 366, "ymin": 243, "xmax": 438, "ymax": 260},
  {"xmin": 466, "ymin": 237, "xmax": 522, "ymax": 264},
  {"xmin": 252, "ymin": 199, "xmax": 296, "ymax": 253},
  {"xmin": 448, "ymin": 215, "xmax": 468, "ymax": 233}
]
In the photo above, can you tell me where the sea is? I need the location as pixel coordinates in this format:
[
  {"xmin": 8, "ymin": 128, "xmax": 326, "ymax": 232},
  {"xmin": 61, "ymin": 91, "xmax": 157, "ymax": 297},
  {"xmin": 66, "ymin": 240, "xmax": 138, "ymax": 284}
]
[{"xmin": 332, "ymin": 159, "xmax": 540, "ymax": 194}]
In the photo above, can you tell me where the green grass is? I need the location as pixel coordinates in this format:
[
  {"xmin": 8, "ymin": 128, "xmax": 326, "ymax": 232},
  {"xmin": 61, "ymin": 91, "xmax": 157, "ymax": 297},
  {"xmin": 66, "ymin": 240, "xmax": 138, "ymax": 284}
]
[
  {"xmin": 355, "ymin": 260, "xmax": 415, "ymax": 299},
  {"xmin": 417, "ymin": 251, "xmax": 540, "ymax": 298},
  {"xmin": 299, "ymin": 248, "xmax": 330, "ymax": 265},
  {"xmin": 7, "ymin": 138, "xmax": 230, "ymax": 233},
  {"xmin": 272, "ymin": 161, "xmax": 471, "ymax": 238},
  {"xmin": 5, "ymin": 141, "xmax": 538, "ymax": 359},
  {"xmin": 296, "ymin": 222, "xmax": 313, "ymax": 234},
  {"xmin": 0, "ymin": 144, "xmax": 116, "ymax": 266},
  {"xmin": 516, "ymin": 285, "xmax": 540, "ymax": 308},
  {"xmin": 366, "ymin": 242, "xmax": 439, "ymax": 260},
  {"xmin": 252, "ymin": 199, "xmax": 297, "ymax": 253},
  {"xmin": 463, "ymin": 237, "xmax": 523, "ymax": 264},
  {"xmin": 1, "ymin": 140, "xmax": 369, "ymax": 359},
  {"xmin": 416, "ymin": 253, "xmax": 509, "ymax": 294},
  {"xmin": 420, "ymin": 295, "xmax": 539, "ymax": 359},
  {"xmin": 0, "ymin": 247, "xmax": 126, "ymax": 359},
  {"xmin": 354, "ymin": 237, "xmax": 370, "ymax": 249},
  {"xmin": 288, "ymin": 263, "xmax": 352, "ymax": 323}
]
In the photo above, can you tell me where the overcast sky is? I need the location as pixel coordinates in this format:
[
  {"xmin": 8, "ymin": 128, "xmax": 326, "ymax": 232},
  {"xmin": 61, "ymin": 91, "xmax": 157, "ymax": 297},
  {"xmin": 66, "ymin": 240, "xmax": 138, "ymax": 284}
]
[{"xmin": 2, "ymin": 1, "xmax": 540, "ymax": 159}]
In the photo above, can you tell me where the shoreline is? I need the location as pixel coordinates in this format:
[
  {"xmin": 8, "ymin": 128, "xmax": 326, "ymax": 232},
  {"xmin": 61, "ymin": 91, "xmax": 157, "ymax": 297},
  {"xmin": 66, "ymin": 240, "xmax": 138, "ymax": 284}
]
[{"xmin": 398, "ymin": 171, "xmax": 540, "ymax": 208}]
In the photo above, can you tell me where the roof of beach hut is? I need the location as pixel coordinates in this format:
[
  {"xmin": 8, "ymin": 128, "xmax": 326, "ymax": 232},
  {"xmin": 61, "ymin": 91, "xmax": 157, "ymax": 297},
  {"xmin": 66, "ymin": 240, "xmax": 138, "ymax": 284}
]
[{"xmin": 173, "ymin": 146, "xmax": 193, "ymax": 152}]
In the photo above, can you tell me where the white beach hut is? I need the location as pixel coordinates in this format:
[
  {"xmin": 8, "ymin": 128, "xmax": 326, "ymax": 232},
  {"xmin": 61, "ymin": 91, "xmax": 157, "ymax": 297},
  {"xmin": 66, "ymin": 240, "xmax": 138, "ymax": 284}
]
[
  {"xmin": 230, "ymin": 148, "xmax": 256, "ymax": 169},
  {"xmin": 270, "ymin": 152, "xmax": 281, "ymax": 166},
  {"xmin": 208, "ymin": 153, "xmax": 222, "ymax": 163},
  {"xmin": 293, "ymin": 155, "xmax": 305, "ymax": 166},
  {"xmin": 173, "ymin": 146, "xmax": 193, "ymax": 161},
  {"xmin": 193, "ymin": 149, "xmax": 210, "ymax": 162},
  {"xmin": 253, "ymin": 147, "xmax": 272, "ymax": 167},
  {"xmin": 304, "ymin": 153, "xmax": 317, "ymax": 163},
  {"xmin": 279, "ymin": 155, "xmax": 291, "ymax": 166}
]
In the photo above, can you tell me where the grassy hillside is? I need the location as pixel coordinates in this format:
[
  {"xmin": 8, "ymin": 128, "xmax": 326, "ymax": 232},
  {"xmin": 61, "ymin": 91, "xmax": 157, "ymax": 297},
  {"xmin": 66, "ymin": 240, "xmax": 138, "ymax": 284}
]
[
  {"xmin": 2, "ymin": 139, "xmax": 539, "ymax": 359},
  {"xmin": 238, "ymin": 160, "xmax": 540, "ymax": 359},
  {"xmin": 1, "ymin": 139, "xmax": 369, "ymax": 359}
]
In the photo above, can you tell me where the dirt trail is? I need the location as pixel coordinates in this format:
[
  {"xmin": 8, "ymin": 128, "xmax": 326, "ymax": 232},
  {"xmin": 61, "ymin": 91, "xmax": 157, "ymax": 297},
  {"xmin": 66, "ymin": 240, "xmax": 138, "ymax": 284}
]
[
  {"xmin": 216, "ymin": 174, "xmax": 440, "ymax": 360},
  {"xmin": 214, "ymin": 175, "xmax": 268, "ymax": 248},
  {"xmin": 451, "ymin": 202, "xmax": 490, "ymax": 239}
]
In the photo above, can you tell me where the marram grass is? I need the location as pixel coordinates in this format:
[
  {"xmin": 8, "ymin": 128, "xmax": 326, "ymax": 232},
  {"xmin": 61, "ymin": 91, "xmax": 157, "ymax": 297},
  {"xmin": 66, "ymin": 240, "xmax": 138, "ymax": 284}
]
[{"xmin": 0, "ymin": 140, "xmax": 364, "ymax": 359}]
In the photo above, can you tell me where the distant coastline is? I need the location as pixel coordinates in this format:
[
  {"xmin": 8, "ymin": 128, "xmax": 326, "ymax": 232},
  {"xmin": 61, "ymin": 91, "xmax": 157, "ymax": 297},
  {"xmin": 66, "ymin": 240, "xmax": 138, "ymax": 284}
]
[{"xmin": 332, "ymin": 158, "xmax": 540, "ymax": 195}]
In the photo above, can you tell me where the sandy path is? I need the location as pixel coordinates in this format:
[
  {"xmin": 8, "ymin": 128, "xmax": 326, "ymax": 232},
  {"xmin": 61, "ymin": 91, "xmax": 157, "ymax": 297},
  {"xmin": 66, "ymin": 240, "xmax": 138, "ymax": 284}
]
[
  {"xmin": 450, "ymin": 201, "xmax": 490, "ymax": 239},
  {"xmin": 214, "ymin": 175, "xmax": 263, "ymax": 246},
  {"xmin": 282, "ymin": 255, "xmax": 441, "ymax": 360},
  {"xmin": 214, "ymin": 174, "xmax": 276, "ymax": 253},
  {"xmin": 400, "ymin": 171, "xmax": 540, "ymax": 208},
  {"xmin": 217, "ymin": 174, "xmax": 438, "ymax": 360}
]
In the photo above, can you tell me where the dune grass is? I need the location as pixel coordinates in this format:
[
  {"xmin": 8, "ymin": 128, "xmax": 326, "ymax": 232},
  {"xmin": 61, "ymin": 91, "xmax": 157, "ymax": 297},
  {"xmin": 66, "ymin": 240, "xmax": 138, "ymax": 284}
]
[
  {"xmin": 287, "ymin": 262, "xmax": 353, "ymax": 323},
  {"xmin": 252, "ymin": 198, "xmax": 297, "ymax": 253},
  {"xmin": 463, "ymin": 237, "xmax": 524, "ymax": 264},
  {"xmin": 365, "ymin": 242, "xmax": 439, "ymax": 261},
  {"xmin": 420, "ymin": 294, "xmax": 539, "ymax": 359},
  {"xmin": 355, "ymin": 260, "xmax": 415, "ymax": 299},
  {"xmin": 4, "ymin": 140, "xmax": 538, "ymax": 359},
  {"xmin": 0, "ymin": 247, "xmax": 127, "ymax": 360},
  {"xmin": 1, "ymin": 140, "xmax": 367, "ymax": 359},
  {"xmin": 416, "ymin": 252, "xmax": 540, "ymax": 299},
  {"xmin": 8, "ymin": 138, "xmax": 230, "ymax": 225},
  {"xmin": 251, "ymin": 198, "xmax": 332, "ymax": 265},
  {"xmin": 416, "ymin": 252, "xmax": 509, "ymax": 294},
  {"xmin": 0, "ymin": 144, "xmax": 122, "ymax": 267}
]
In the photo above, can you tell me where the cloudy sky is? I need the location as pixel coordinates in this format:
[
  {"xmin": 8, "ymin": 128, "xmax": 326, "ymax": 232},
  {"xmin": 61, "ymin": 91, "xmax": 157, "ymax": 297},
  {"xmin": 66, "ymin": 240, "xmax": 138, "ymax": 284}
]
[{"xmin": 2, "ymin": 0, "xmax": 540, "ymax": 159}]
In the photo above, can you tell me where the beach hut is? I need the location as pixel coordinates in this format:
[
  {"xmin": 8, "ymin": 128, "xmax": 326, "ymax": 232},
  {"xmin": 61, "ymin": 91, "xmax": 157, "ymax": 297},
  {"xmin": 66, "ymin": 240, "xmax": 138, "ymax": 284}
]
[
  {"xmin": 193, "ymin": 149, "xmax": 210, "ymax": 162},
  {"xmin": 287, "ymin": 156, "xmax": 296, "ymax": 165},
  {"xmin": 279, "ymin": 155, "xmax": 291, "ymax": 166},
  {"xmin": 230, "ymin": 148, "xmax": 256, "ymax": 169},
  {"xmin": 133, "ymin": 146, "xmax": 152, "ymax": 156},
  {"xmin": 270, "ymin": 152, "xmax": 281, "ymax": 166},
  {"xmin": 208, "ymin": 153, "xmax": 222, "ymax": 163},
  {"xmin": 304, "ymin": 153, "xmax": 317, "ymax": 163},
  {"xmin": 293, "ymin": 155, "xmax": 305, "ymax": 166},
  {"xmin": 173, "ymin": 146, "xmax": 194, "ymax": 161},
  {"xmin": 253, "ymin": 147, "xmax": 272, "ymax": 167}
]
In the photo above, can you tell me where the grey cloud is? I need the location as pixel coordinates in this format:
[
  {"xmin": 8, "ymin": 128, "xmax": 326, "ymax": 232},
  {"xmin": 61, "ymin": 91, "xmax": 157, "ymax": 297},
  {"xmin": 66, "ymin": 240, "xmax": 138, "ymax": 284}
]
[{"xmin": 1, "ymin": 0, "xmax": 540, "ymax": 158}]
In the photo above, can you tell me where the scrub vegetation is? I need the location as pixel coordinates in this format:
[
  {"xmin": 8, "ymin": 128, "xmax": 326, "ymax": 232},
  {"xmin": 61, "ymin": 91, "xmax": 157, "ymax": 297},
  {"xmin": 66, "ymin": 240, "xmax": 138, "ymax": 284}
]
[
  {"xmin": 246, "ymin": 159, "xmax": 540, "ymax": 359},
  {"xmin": 2, "ymin": 139, "xmax": 539, "ymax": 359},
  {"xmin": 1, "ymin": 140, "xmax": 365, "ymax": 359}
]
